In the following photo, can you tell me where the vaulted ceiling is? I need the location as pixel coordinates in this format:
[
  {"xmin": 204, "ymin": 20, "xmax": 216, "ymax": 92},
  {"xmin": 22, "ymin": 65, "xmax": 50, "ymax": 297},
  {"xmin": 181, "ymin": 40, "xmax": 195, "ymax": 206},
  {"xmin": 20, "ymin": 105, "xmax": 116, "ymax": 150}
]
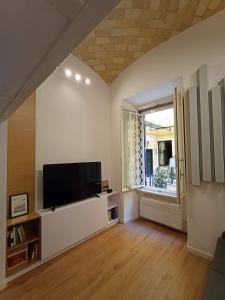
[{"xmin": 74, "ymin": 0, "xmax": 225, "ymax": 85}]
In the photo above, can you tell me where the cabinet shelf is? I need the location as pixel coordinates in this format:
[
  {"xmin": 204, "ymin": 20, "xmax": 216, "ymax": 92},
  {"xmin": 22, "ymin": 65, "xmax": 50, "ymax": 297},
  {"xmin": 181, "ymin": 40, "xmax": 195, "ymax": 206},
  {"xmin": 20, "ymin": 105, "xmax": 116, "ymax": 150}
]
[
  {"xmin": 7, "ymin": 212, "xmax": 40, "ymax": 228},
  {"xmin": 7, "ymin": 235, "xmax": 40, "ymax": 253},
  {"xmin": 6, "ymin": 212, "xmax": 41, "ymax": 277},
  {"xmin": 6, "ymin": 259, "xmax": 39, "ymax": 277},
  {"xmin": 107, "ymin": 192, "xmax": 120, "ymax": 226},
  {"xmin": 107, "ymin": 204, "xmax": 119, "ymax": 210},
  {"xmin": 108, "ymin": 218, "xmax": 119, "ymax": 225}
]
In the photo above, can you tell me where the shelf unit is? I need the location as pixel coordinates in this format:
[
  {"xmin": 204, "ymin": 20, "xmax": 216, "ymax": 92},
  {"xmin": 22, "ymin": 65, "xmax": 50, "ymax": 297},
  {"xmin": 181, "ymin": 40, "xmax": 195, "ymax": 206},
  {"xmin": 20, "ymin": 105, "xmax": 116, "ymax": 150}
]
[
  {"xmin": 6, "ymin": 212, "xmax": 41, "ymax": 277},
  {"xmin": 106, "ymin": 192, "xmax": 120, "ymax": 225}
]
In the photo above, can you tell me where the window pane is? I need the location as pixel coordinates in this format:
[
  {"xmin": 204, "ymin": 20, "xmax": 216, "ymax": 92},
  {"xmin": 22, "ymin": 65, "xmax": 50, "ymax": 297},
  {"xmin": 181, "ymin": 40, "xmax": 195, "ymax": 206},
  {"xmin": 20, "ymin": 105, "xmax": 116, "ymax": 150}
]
[{"xmin": 144, "ymin": 107, "xmax": 176, "ymax": 197}]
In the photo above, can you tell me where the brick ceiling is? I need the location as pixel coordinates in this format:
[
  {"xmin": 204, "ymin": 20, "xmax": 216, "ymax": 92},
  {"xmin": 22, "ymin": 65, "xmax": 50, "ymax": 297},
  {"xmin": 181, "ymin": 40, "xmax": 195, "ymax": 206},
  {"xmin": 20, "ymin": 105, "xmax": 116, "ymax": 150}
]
[{"xmin": 74, "ymin": 0, "xmax": 225, "ymax": 85}]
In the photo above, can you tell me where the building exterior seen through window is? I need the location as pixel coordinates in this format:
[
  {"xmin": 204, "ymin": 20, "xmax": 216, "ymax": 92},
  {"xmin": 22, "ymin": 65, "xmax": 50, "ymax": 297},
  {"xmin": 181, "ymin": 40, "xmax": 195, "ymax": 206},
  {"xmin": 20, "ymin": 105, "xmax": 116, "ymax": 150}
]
[{"xmin": 144, "ymin": 107, "xmax": 176, "ymax": 197}]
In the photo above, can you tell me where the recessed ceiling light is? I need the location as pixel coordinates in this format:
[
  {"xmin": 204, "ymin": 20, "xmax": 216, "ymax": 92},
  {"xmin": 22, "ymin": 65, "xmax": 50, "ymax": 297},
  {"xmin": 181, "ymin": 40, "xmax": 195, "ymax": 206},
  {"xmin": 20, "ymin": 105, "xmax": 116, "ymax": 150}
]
[
  {"xmin": 85, "ymin": 78, "xmax": 91, "ymax": 85},
  {"xmin": 65, "ymin": 68, "xmax": 72, "ymax": 77},
  {"xmin": 75, "ymin": 73, "xmax": 81, "ymax": 81}
]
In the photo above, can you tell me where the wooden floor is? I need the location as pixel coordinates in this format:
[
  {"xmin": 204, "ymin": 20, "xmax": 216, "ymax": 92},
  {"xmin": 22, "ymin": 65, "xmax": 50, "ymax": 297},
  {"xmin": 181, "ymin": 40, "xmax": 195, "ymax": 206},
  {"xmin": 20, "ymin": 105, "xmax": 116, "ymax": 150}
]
[{"xmin": 0, "ymin": 219, "xmax": 210, "ymax": 300}]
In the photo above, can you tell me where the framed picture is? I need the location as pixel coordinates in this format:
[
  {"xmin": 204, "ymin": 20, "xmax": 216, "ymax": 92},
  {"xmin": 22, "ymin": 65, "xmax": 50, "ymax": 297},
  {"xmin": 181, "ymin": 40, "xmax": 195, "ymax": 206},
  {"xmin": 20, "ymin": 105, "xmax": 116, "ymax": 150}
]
[{"xmin": 10, "ymin": 193, "xmax": 29, "ymax": 218}]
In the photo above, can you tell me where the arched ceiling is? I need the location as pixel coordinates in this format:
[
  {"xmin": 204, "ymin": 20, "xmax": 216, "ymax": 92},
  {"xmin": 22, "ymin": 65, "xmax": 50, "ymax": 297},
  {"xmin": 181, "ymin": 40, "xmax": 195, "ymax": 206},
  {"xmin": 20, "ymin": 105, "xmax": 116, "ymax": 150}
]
[{"xmin": 74, "ymin": 0, "xmax": 225, "ymax": 85}]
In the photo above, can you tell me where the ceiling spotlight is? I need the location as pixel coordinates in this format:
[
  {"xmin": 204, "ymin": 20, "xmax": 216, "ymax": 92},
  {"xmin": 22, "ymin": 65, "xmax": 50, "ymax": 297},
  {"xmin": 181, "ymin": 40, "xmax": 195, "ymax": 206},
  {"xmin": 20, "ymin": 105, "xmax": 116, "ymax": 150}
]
[
  {"xmin": 75, "ymin": 73, "xmax": 81, "ymax": 81},
  {"xmin": 85, "ymin": 78, "xmax": 91, "ymax": 85},
  {"xmin": 65, "ymin": 68, "xmax": 72, "ymax": 77}
]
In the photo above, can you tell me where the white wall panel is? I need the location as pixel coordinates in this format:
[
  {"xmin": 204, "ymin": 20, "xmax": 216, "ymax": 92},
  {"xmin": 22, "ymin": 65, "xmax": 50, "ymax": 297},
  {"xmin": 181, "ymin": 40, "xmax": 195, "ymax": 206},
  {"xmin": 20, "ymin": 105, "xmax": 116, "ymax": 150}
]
[
  {"xmin": 199, "ymin": 65, "xmax": 212, "ymax": 181},
  {"xmin": 189, "ymin": 87, "xmax": 201, "ymax": 185},
  {"xmin": 36, "ymin": 55, "xmax": 111, "ymax": 209},
  {"xmin": 39, "ymin": 196, "xmax": 108, "ymax": 260},
  {"xmin": 212, "ymin": 86, "xmax": 225, "ymax": 182}
]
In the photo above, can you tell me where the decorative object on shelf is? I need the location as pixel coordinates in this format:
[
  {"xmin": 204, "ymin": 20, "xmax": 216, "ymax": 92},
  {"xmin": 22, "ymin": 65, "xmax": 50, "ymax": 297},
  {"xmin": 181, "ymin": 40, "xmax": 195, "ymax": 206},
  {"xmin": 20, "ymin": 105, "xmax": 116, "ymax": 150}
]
[
  {"xmin": 10, "ymin": 193, "xmax": 29, "ymax": 218},
  {"xmin": 108, "ymin": 207, "xmax": 118, "ymax": 223},
  {"xmin": 101, "ymin": 180, "xmax": 109, "ymax": 192},
  {"xmin": 111, "ymin": 208, "xmax": 117, "ymax": 220}
]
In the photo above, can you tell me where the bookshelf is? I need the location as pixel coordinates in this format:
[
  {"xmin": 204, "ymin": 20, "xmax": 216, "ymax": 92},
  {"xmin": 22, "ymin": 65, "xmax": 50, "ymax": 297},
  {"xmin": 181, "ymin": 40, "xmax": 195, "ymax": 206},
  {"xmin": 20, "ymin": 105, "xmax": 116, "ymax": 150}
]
[
  {"xmin": 6, "ymin": 212, "xmax": 41, "ymax": 277},
  {"xmin": 107, "ymin": 192, "xmax": 120, "ymax": 226}
]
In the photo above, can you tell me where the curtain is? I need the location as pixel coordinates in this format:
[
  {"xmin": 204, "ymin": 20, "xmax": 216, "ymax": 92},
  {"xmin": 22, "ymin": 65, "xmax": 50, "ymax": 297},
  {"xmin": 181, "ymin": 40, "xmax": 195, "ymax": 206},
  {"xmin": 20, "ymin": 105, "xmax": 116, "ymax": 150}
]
[{"xmin": 122, "ymin": 110, "xmax": 145, "ymax": 189}]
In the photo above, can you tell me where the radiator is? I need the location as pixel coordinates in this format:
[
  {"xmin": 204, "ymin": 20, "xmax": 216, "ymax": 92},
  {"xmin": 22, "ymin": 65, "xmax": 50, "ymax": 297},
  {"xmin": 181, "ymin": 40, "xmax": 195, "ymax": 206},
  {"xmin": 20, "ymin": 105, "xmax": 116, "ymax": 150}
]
[{"xmin": 140, "ymin": 196, "xmax": 183, "ymax": 230}]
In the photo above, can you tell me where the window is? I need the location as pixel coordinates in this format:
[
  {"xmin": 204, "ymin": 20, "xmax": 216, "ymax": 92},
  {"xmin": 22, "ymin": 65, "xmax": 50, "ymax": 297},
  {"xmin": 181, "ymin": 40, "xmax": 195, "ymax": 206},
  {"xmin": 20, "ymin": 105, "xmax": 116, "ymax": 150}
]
[
  {"xmin": 143, "ymin": 106, "xmax": 176, "ymax": 197},
  {"xmin": 122, "ymin": 88, "xmax": 186, "ymax": 202}
]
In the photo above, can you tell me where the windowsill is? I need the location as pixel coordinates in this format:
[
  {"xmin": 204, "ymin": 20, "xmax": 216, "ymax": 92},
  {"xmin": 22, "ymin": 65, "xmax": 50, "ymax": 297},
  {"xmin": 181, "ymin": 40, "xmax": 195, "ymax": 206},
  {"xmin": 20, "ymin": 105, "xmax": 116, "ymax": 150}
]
[
  {"xmin": 122, "ymin": 186, "xmax": 139, "ymax": 193},
  {"xmin": 137, "ymin": 187, "xmax": 177, "ymax": 203},
  {"xmin": 122, "ymin": 186, "xmax": 178, "ymax": 204}
]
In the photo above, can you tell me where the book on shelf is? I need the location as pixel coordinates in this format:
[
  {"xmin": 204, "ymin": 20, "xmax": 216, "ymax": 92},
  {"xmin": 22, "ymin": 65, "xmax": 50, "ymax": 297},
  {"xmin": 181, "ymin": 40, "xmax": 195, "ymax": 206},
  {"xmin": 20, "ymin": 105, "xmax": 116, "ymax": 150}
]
[
  {"xmin": 8, "ymin": 225, "xmax": 26, "ymax": 248},
  {"xmin": 19, "ymin": 224, "xmax": 26, "ymax": 241},
  {"xmin": 31, "ymin": 243, "xmax": 38, "ymax": 260},
  {"xmin": 10, "ymin": 231, "xmax": 14, "ymax": 247},
  {"xmin": 13, "ymin": 227, "xmax": 17, "ymax": 246},
  {"xmin": 17, "ymin": 226, "xmax": 24, "ymax": 243}
]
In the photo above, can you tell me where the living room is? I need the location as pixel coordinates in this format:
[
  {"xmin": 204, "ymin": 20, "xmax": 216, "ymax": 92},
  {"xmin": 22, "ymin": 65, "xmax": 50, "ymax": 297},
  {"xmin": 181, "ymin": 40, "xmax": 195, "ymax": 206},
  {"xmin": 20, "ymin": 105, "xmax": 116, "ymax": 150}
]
[{"xmin": 1, "ymin": 1, "xmax": 225, "ymax": 299}]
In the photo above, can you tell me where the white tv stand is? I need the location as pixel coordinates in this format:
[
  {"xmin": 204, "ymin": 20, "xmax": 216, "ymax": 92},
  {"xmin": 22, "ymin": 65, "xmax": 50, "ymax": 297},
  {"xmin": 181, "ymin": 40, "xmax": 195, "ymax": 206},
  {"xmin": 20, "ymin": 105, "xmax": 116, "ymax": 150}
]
[{"xmin": 38, "ymin": 192, "xmax": 120, "ymax": 260}]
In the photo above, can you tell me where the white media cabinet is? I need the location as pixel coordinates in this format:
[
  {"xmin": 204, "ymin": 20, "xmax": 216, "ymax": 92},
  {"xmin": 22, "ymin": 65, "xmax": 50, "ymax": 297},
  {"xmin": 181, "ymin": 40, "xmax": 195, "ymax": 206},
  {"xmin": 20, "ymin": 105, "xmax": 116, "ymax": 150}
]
[{"xmin": 38, "ymin": 192, "xmax": 120, "ymax": 260}]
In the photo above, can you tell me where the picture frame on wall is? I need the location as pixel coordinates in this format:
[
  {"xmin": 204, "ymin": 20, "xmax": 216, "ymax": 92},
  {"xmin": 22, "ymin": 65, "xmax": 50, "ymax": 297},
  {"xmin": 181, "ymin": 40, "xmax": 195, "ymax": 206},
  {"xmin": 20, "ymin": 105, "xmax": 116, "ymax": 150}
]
[{"xmin": 10, "ymin": 193, "xmax": 29, "ymax": 218}]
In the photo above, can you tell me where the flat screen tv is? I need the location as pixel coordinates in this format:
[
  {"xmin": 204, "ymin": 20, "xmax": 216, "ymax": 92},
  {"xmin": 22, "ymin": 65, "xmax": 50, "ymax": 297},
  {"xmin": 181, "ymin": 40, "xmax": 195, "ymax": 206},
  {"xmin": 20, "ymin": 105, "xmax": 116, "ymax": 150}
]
[{"xmin": 43, "ymin": 162, "xmax": 102, "ymax": 209}]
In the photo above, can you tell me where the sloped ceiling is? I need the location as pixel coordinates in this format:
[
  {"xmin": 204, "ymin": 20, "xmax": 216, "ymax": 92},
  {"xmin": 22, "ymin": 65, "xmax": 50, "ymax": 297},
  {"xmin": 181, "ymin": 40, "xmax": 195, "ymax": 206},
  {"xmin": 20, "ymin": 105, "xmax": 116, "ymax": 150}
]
[
  {"xmin": 0, "ymin": 0, "xmax": 119, "ymax": 119},
  {"xmin": 74, "ymin": 0, "xmax": 225, "ymax": 85}
]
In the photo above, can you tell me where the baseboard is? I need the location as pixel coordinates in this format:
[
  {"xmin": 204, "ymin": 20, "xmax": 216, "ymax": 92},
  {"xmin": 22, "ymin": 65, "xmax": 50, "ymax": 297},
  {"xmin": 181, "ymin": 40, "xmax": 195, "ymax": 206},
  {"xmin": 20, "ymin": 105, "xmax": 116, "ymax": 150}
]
[
  {"xmin": 0, "ymin": 280, "xmax": 7, "ymax": 291},
  {"xmin": 187, "ymin": 244, "xmax": 214, "ymax": 260},
  {"xmin": 121, "ymin": 215, "xmax": 139, "ymax": 224},
  {"xmin": 6, "ymin": 261, "xmax": 42, "ymax": 283}
]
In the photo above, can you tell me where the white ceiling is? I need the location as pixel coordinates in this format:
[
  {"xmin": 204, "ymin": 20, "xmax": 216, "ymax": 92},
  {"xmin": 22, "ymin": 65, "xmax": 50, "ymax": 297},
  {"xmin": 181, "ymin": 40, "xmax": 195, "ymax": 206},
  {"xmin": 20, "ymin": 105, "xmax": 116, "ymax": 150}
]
[
  {"xmin": 125, "ymin": 78, "xmax": 183, "ymax": 107},
  {"xmin": 0, "ymin": 0, "xmax": 119, "ymax": 119}
]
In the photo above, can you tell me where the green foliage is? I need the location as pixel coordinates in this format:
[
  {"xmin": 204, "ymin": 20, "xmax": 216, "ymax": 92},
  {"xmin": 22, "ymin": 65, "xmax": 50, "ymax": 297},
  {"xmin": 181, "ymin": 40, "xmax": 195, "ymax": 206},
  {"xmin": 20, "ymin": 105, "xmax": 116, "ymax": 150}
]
[{"xmin": 154, "ymin": 167, "xmax": 169, "ymax": 187}]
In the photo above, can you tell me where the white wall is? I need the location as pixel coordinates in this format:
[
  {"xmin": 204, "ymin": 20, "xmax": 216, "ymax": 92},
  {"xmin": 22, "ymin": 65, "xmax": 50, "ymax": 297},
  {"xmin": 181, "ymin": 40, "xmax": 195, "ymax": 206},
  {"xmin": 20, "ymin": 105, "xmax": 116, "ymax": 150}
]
[
  {"xmin": 188, "ymin": 183, "xmax": 225, "ymax": 257},
  {"xmin": 120, "ymin": 190, "xmax": 140, "ymax": 224},
  {"xmin": 0, "ymin": 120, "xmax": 7, "ymax": 289},
  {"xmin": 36, "ymin": 55, "xmax": 111, "ymax": 209},
  {"xmin": 110, "ymin": 10, "xmax": 225, "ymax": 256}
]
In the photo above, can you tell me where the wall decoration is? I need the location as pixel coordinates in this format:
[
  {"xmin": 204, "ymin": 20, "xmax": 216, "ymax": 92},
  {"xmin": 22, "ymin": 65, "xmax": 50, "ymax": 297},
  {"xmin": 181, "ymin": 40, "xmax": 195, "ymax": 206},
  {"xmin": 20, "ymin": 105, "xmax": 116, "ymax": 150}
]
[
  {"xmin": 10, "ymin": 193, "xmax": 29, "ymax": 218},
  {"xmin": 189, "ymin": 64, "xmax": 225, "ymax": 185},
  {"xmin": 189, "ymin": 87, "xmax": 200, "ymax": 186}
]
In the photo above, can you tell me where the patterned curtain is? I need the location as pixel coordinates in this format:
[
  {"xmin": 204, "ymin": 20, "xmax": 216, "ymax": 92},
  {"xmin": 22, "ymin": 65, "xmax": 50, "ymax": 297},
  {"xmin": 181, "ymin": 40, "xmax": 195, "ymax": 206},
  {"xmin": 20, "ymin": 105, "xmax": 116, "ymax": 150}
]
[{"xmin": 127, "ymin": 112, "xmax": 145, "ymax": 188}]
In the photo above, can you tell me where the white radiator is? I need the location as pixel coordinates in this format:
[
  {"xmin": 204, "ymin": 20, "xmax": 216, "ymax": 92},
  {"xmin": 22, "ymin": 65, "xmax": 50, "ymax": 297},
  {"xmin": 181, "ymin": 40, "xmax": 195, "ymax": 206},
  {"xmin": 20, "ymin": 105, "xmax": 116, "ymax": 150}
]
[{"xmin": 140, "ymin": 196, "xmax": 183, "ymax": 230}]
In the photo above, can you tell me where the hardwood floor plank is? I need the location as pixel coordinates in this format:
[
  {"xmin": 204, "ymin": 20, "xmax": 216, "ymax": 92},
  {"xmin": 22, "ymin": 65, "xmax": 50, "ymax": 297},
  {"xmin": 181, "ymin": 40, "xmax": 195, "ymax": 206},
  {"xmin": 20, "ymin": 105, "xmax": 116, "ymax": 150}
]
[{"xmin": 0, "ymin": 219, "xmax": 210, "ymax": 300}]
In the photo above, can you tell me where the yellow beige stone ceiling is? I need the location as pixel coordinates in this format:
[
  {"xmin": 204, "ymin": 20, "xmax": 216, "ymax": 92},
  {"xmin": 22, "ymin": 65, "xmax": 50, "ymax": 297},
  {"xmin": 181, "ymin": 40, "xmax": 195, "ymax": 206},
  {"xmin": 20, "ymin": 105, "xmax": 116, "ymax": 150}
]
[{"xmin": 74, "ymin": 0, "xmax": 225, "ymax": 85}]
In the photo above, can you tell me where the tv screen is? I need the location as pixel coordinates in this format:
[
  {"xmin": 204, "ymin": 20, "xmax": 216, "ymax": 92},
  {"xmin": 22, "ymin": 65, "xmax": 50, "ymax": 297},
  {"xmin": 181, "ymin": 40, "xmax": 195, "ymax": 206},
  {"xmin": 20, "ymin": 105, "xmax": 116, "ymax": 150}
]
[{"xmin": 43, "ymin": 162, "xmax": 102, "ymax": 209}]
